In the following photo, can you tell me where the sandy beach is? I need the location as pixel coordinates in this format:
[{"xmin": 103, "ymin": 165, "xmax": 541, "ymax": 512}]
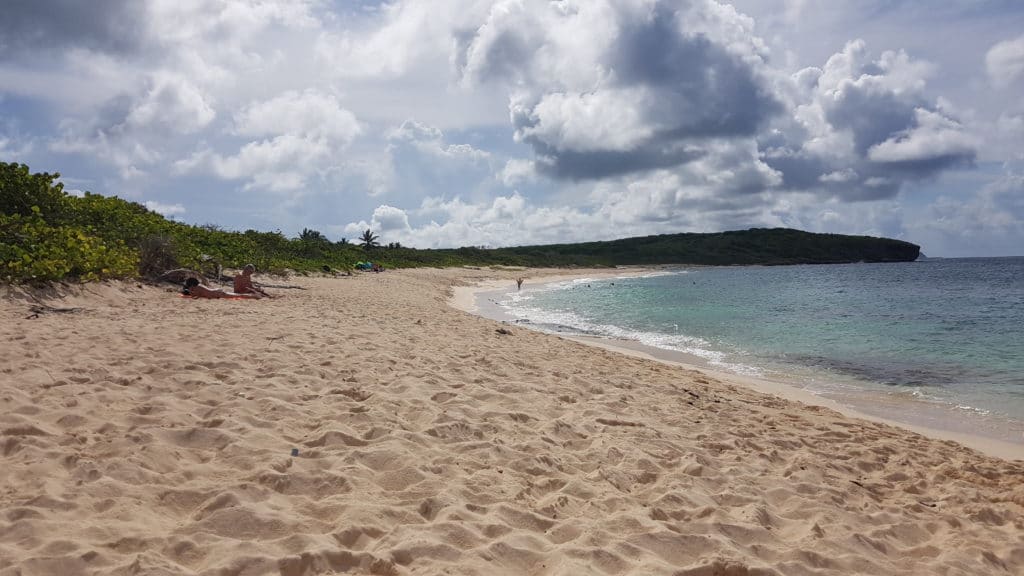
[
  {"xmin": 2, "ymin": 267, "xmax": 1022, "ymax": 575},
  {"xmin": 457, "ymin": 278, "xmax": 1024, "ymax": 462}
]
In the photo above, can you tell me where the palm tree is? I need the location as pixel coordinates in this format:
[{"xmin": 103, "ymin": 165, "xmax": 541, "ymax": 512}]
[
  {"xmin": 360, "ymin": 229, "xmax": 379, "ymax": 250},
  {"xmin": 299, "ymin": 228, "xmax": 327, "ymax": 243}
]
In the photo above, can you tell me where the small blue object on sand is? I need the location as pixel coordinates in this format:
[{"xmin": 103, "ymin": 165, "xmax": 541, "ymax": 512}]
[{"xmin": 291, "ymin": 448, "xmax": 299, "ymax": 457}]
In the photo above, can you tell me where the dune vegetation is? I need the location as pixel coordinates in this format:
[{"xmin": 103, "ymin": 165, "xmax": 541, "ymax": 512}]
[{"xmin": 1, "ymin": 162, "xmax": 919, "ymax": 284}]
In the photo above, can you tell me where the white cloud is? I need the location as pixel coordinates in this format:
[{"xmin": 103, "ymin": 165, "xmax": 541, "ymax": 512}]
[
  {"xmin": 144, "ymin": 200, "xmax": 186, "ymax": 217},
  {"xmin": 342, "ymin": 204, "xmax": 413, "ymax": 243},
  {"xmin": 761, "ymin": 39, "xmax": 976, "ymax": 200},
  {"xmin": 371, "ymin": 204, "xmax": 412, "ymax": 232},
  {"xmin": 868, "ymin": 108, "xmax": 976, "ymax": 164},
  {"xmin": 146, "ymin": 0, "xmax": 320, "ymax": 50},
  {"xmin": 233, "ymin": 90, "xmax": 360, "ymax": 141},
  {"xmin": 513, "ymin": 88, "xmax": 653, "ymax": 153},
  {"xmin": 341, "ymin": 193, "xmax": 531, "ymax": 248},
  {"xmin": 499, "ymin": 158, "xmax": 536, "ymax": 186},
  {"xmin": 389, "ymin": 120, "xmax": 443, "ymax": 143},
  {"xmin": 397, "ymin": 192, "xmax": 594, "ymax": 248},
  {"xmin": 176, "ymin": 90, "xmax": 361, "ymax": 192},
  {"xmin": 126, "ymin": 72, "xmax": 216, "ymax": 133},
  {"xmin": 44, "ymin": 69, "xmax": 220, "ymax": 179},
  {"xmin": 460, "ymin": 0, "xmax": 782, "ymax": 180},
  {"xmin": 315, "ymin": 1, "xmax": 473, "ymax": 79},
  {"xmin": 342, "ymin": 160, "xmax": 781, "ymax": 249},
  {"xmin": 986, "ymin": 34, "xmax": 1024, "ymax": 89},
  {"xmin": 388, "ymin": 119, "xmax": 490, "ymax": 161},
  {"xmin": 195, "ymin": 134, "xmax": 332, "ymax": 192}
]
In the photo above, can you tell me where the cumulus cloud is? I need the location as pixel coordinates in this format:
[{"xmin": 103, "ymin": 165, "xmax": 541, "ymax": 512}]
[
  {"xmin": 342, "ymin": 204, "xmax": 412, "ymax": 242},
  {"xmin": 47, "ymin": 72, "xmax": 217, "ymax": 182},
  {"xmin": 316, "ymin": 1, "xmax": 476, "ymax": 79},
  {"xmin": 233, "ymin": 90, "xmax": 360, "ymax": 141},
  {"xmin": 388, "ymin": 120, "xmax": 490, "ymax": 161},
  {"xmin": 145, "ymin": 0, "xmax": 320, "ymax": 52},
  {"xmin": 344, "ymin": 176, "xmax": 783, "ymax": 249},
  {"xmin": 499, "ymin": 158, "xmax": 536, "ymax": 187},
  {"xmin": 762, "ymin": 40, "xmax": 976, "ymax": 201},
  {"xmin": 458, "ymin": 0, "xmax": 781, "ymax": 180},
  {"xmin": 182, "ymin": 135, "xmax": 331, "ymax": 192},
  {"xmin": 340, "ymin": 195, "xmax": 516, "ymax": 248},
  {"xmin": 371, "ymin": 205, "xmax": 412, "ymax": 232},
  {"xmin": 867, "ymin": 108, "xmax": 976, "ymax": 165},
  {"xmin": 177, "ymin": 90, "xmax": 361, "ymax": 192},
  {"xmin": 986, "ymin": 34, "xmax": 1024, "ymax": 88},
  {"xmin": 400, "ymin": 193, "xmax": 594, "ymax": 248},
  {"xmin": 127, "ymin": 72, "xmax": 216, "ymax": 134}
]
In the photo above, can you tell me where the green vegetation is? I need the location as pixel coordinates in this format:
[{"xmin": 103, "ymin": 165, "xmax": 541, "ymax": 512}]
[
  {"xmin": 1, "ymin": 162, "xmax": 920, "ymax": 284},
  {"xmin": 0, "ymin": 162, "xmax": 373, "ymax": 283},
  {"xmin": 0, "ymin": 208, "xmax": 138, "ymax": 282},
  {"xmin": 359, "ymin": 228, "xmax": 380, "ymax": 250},
  {"xmin": 486, "ymin": 228, "xmax": 920, "ymax": 266}
]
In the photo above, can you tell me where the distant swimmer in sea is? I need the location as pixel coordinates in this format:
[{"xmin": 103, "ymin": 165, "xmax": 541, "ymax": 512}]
[
  {"xmin": 234, "ymin": 264, "xmax": 271, "ymax": 298},
  {"xmin": 182, "ymin": 277, "xmax": 261, "ymax": 299},
  {"xmin": 516, "ymin": 277, "xmax": 524, "ymax": 290}
]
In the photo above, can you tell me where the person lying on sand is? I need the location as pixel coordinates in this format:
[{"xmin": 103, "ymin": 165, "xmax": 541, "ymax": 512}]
[
  {"xmin": 233, "ymin": 264, "xmax": 271, "ymax": 298},
  {"xmin": 182, "ymin": 277, "xmax": 261, "ymax": 299}
]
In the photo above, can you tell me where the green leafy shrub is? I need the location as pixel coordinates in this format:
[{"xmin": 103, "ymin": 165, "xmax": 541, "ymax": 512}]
[
  {"xmin": 0, "ymin": 162, "xmax": 69, "ymax": 219},
  {"xmin": 61, "ymin": 191, "xmax": 179, "ymax": 247},
  {"xmin": 0, "ymin": 210, "xmax": 138, "ymax": 283}
]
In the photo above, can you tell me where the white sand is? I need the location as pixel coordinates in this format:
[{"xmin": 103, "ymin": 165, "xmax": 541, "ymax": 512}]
[{"xmin": 2, "ymin": 268, "xmax": 1022, "ymax": 575}]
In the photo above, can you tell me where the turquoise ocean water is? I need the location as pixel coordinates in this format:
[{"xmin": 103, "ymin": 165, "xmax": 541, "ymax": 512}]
[{"xmin": 488, "ymin": 258, "xmax": 1024, "ymax": 443}]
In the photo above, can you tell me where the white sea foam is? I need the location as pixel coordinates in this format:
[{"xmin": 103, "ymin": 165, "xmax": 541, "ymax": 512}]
[{"xmin": 495, "ymin": 290, "xmax": 762, "ymax": 376}]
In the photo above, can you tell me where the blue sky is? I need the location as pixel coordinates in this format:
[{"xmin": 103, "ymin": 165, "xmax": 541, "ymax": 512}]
[{"xmin": 1, "ymin": 0, "xmax": 1022, "ymax": 256}]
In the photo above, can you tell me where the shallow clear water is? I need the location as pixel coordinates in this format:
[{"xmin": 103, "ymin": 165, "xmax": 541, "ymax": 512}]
[{"xmin": 493, "ymin": 258, "xmax": 1024, "ymax": 441}]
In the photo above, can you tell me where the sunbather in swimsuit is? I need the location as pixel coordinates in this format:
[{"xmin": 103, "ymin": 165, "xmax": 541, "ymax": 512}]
[{"xmin": 182, "ymin": 277, "xmax": 260, "ymax": 299}]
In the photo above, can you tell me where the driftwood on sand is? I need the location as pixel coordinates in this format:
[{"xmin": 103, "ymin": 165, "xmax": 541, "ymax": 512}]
[
  {"xmin": 256, "ymin": 284, "xmax": 307, "ymax": 290},
  {"xmin": 21, "ymin": 291, "xmax": 86, "ymax": 319},
  {"xmin": 26, "ymin": 304, "xmax": 84, "ymax": 319}
]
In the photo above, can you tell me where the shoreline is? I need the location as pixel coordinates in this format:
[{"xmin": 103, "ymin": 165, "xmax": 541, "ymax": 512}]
[
  {"xmin": 4, "ymin": 268, "xmax": 1023, "ymax": 575},
  {"xmin": 450, "ymin": 273, "xmax": 1024, "ymax": 462}
]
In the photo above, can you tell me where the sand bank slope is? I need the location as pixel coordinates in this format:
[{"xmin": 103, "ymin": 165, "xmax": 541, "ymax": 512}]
[{"xmin": 1, "ymin": 269, "xmax": 1022, "ymax": 575}]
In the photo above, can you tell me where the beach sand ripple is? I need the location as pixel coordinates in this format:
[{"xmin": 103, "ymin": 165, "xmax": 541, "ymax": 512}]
[{"xmin": 1, "ymin": 271, "xmax": 1022, "ymax": 575}]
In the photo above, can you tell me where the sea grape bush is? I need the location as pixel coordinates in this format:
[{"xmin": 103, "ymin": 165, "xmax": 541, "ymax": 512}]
[
  {"xmin": 0, "ymin": 162, "xmax": 376, "ymax": 282},
  {"xmin": 0, "ymin": 209, "xmax": 137, "ymax": 282},
  {"xmin": 0, "ymin": 162, "xmax": 68, "ymax": 219}
]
